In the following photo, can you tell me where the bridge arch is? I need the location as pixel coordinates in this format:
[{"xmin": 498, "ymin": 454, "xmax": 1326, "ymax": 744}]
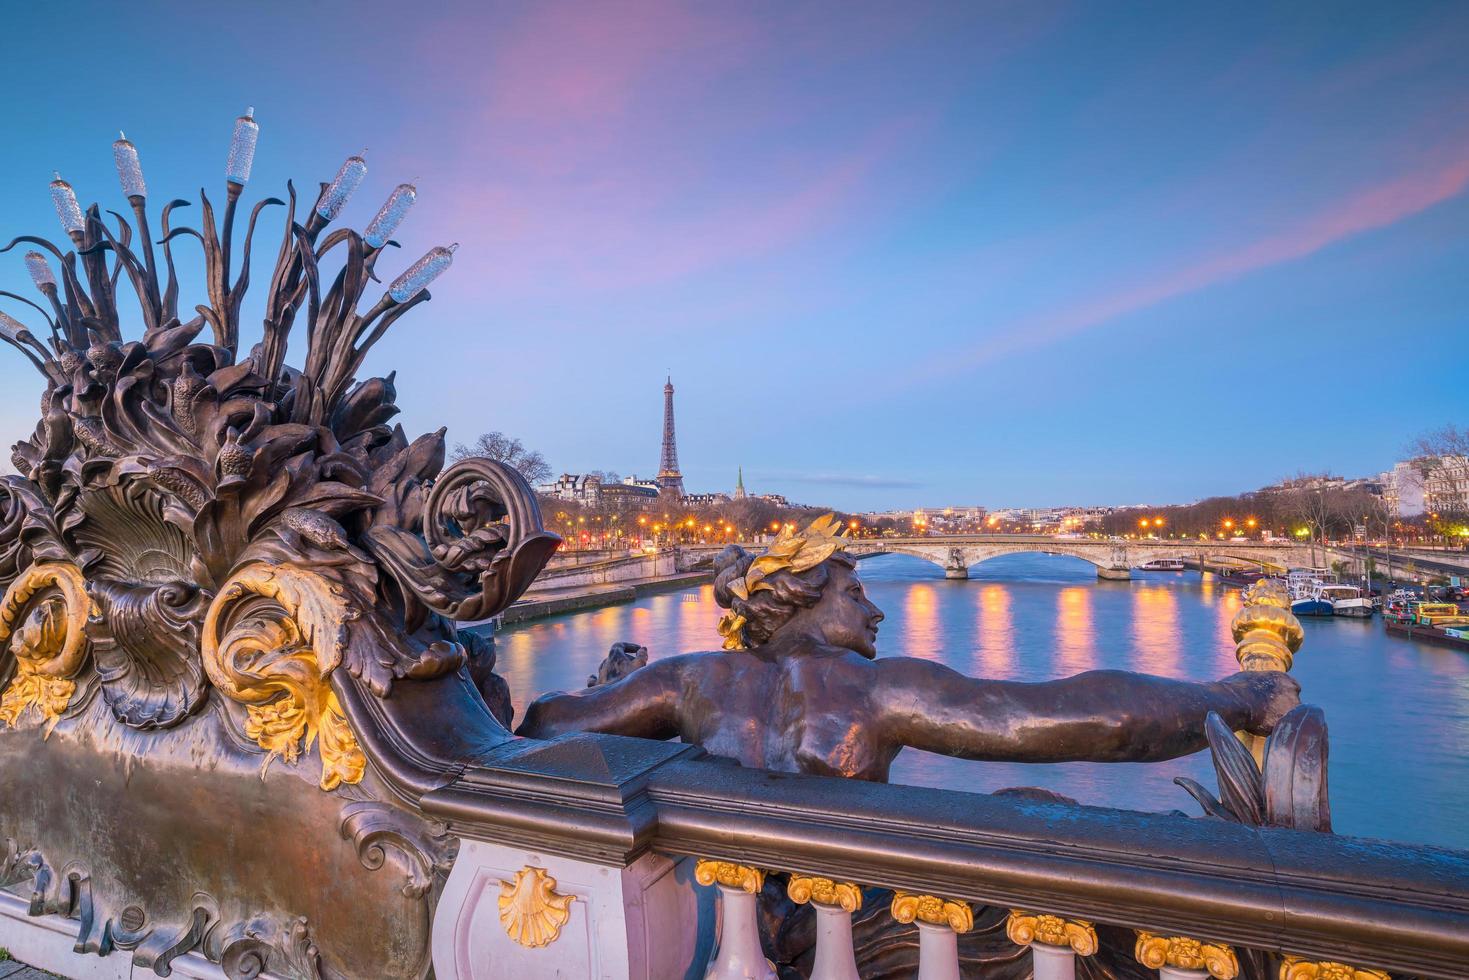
[{"xmin": 853, "ymin": 543, "xmax": 1120, "ymax": 579}]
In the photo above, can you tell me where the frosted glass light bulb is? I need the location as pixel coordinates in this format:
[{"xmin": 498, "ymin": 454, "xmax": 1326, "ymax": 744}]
[
  {"xmin": 389, "ymin": 243, "xmax": 457, "ymax": 303},
  {"xmin": 24, "ymin": 251, "xmax": 56, "ymax": 289},
  {"xmin": 315, "ymin": 151, "xmax": 368, "ymax": 221},
  {"xmin": 49, "ymin": 172, "xmax": 84, "ymax": 234},
  {"xmin": 0, "ymin": 310, "xmax": 25, "ymax": 340},
  {"xmin": 113, "ymin": 131, "xmax": 146, "ymax": 198},
  {"xmin": 363, "ymin": 182, "xmax": 416, "ymax": 248},
  {"xmin": 226, "ymin": 107, "xmax": 259, "ymax": 185}
]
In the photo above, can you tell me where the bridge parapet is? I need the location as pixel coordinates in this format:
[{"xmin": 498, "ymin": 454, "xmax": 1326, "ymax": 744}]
[{"xmin": 422, "ymin": 569, "xmax": 1462, "ymax": 980}]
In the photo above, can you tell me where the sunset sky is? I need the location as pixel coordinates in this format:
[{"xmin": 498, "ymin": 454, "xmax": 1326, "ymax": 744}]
[{"xmin": 1, "ymin": 1, "xmax": 1466, "ymax": 509}]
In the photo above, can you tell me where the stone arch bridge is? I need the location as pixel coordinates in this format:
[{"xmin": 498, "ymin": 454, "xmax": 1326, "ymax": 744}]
[
  {"xmin": 685, "ymin": 535, "xmax": 1310, "ymax": 581},
  {"xmin": 844, "ymin": 535, "xmax": 1310, "ymax": 580}
]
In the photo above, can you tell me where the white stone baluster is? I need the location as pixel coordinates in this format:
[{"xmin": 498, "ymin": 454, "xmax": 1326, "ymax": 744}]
[
  {"xmin": 786, "ymin": 875, "xmax": 861, "ymax": 980},
  {"xmin": 1134, "ymin": 932, "xmax": 1240, "ymax": 980},
  {"xmin": 695, "ymin": 860, "xmax": 776, "ymax": 980},
  {"xmin": 1005, "ymin": 910, "xmax": 1098, "ymax": 980},
  {"xmin": 890, "ymin": 891, "xmax": 974, "ymax": 980}
]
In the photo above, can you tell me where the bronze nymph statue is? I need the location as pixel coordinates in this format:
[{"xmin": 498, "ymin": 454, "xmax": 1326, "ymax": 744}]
[
  {"xmin": 519, "ymin": 515, "xmax": 1299, "ymax": 776},
  {"xmin": 518, "ymin": 515, "xmax": 1301, "ymax": 978}
]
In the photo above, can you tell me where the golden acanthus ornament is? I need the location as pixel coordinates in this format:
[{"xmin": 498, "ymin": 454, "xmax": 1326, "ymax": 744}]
[
  {"xmin": 1005, "ymin": 910, "xmax": 1098, "ymax": 955},
  {"xmin": 1134, "ymin": 932, "xmax": 1239, "ymax": 979},
  {"xmin": 200, "ymin": 563, "xmax": 366, "ymax": 790},
  {"xmin": 786, "ymin": 875, "xmax": 862, "ymax": 912},
  {"xmin": 694, "ymin": 859, "xmax": 766, "ymax": 894},
  {"xmin": 0, "ymin": 562, "xmax": 93, "ymax": 734},
  {"xmin": 1278, "ymin": 958, "xmax": 1390, "ymax": 980},
  {"xmin": 890, "ymin": 892, "xmax": 974, "ymax": 933}
]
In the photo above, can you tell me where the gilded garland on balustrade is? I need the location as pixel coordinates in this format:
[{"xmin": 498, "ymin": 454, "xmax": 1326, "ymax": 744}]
[{"xmin": 0, "ymin": 119, "xmax": 559, "ymax": 789}]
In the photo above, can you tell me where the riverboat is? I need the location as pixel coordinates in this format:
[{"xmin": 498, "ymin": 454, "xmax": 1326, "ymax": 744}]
[
  {"xmin": 1415, "ymin": 602, "xmax": 1469, "ymax": 627},
  {"xmin": 1287, "ymin": 567, "xmax": 1334, "ymax": 591},
  {"xmin": 1318, "ymin": 584, "xmax": 1374, "ymax": 618},
  {"xmin": 1383, "ymin": 601, "xmax": 1469, "ymax": 651},
  {"xmin": 1217, "ymin": 568, "xmax": 1276, "ymax": 587},
  {"xmin": 1289, "ymin": 580, "xmax": 1331, "ymax": 617},
  {"xmin": 1137, "ymin": 558, "xmax": 1186, "ymax": 571}
]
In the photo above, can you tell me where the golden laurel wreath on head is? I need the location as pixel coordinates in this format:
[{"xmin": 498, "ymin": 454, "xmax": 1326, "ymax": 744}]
[{"xmin": 717, "ymin": 513, "xmax": 848, "ymax": 650}]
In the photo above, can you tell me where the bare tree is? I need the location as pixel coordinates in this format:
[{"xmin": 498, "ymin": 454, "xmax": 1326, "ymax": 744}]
[
  {"xmin": 1412, "ymin": 423, "xmax": 1469, "ymax": 458},
  {"xmin": 1409, "ymin": 425, "xmax": 1469, "ymax": 540},
  {"xmin": 1277, "ymin": 473, "xmax": 1340, "ymax": 564},
  {"xmin": 450, "ymin": 431, "xmax": 552, "ymax": 485}
]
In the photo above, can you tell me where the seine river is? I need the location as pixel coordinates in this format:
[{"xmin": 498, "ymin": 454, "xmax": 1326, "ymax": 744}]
[{"xmin": 493, "ymin": 553, "xmax": 1469, "ymax": 850}]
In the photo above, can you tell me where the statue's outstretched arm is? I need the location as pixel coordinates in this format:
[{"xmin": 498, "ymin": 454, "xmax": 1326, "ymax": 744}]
[
  {"xmin": 515, "ymin": 656, "xmax": 686, "ymax": 741},
  {"xmin": 873, "ymin": 659, "xmax": 1299, "ymax": 763}
]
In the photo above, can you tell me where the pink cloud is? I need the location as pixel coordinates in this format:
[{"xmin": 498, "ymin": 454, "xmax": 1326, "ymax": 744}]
[{"xmin": 912, "ymin": 144, "xmax": 1469, "ymax": 378}]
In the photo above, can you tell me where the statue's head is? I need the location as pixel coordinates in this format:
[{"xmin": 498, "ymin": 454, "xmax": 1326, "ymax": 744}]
[{"xmin": 713, "ymin": 515, "xmax": 884, "ymax": 658}]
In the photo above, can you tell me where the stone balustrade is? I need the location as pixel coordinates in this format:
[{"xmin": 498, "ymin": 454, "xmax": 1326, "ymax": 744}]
[
  {"xmin": 418, "ymin": 578, "xmax": 1468, "ymax": 979},
  {"xmin": 422, "ymin": 740, "xmax": 1468, "ymax": 978}
]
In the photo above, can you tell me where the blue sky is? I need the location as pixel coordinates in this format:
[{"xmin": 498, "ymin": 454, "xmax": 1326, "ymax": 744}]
[{"xmin": 1, "ymin": 1, "xmax": 1466, "ymax": 510}]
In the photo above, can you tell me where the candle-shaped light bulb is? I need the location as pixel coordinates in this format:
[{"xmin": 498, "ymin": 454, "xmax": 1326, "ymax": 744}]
[
  {"xmin": 49, "ymin": 172, "xmax": 85, "ymax": 234},
  {"xmin": 226, "ymin": 106, "xmax": 259, "ymax": 185},
  {"xmin": 363, "ymin": 181, "xmax": 417, "ymax": 248},
  {"xmin": 315, "ymin": 150, "xmax": 368, "ymax": 221},
  {"xmin": 24, "ymin": 251, "xmax": 55, "ymax": 289},
  {"xmin": 113, "ymin": 131, "xmax": 146, "ymax": 198},
  {"xmin": 388, "ymin": 243, "xmax": 457, "ymax": 303}
]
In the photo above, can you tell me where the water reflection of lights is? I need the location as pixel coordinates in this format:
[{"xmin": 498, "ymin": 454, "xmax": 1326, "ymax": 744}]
[
  {"xmin": 497, "ymin": 561, "xmax": 1469, "ymax": 849},
  {"xmin": 976, "ymin": 584, "xmax": 1014, "ymax": 677},
  {"xmin": 1211, "ymin": 587, "xmax": 1243, "ymax": 671},
  {"xmin": 905, "ymin": 584, "xmax": 941, "ymax": 661},
  {"xmin": 1055, "ymin": 587, "xmax": 1096, "ymax": 672},
  {"xmin": 1131, "ymin": 585, "xmax": 1180, "ymax": 673}
]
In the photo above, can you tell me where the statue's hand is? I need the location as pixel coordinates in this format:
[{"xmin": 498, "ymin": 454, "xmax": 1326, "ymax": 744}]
[{"xmin": 1225, "ymin": 670, "xmax": 1301, "ymax": 735}]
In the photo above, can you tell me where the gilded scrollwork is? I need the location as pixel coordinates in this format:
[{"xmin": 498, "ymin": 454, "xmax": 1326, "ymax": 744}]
[
  {"xmin": 0, "ymin": 561, "xmax": 92, "ymax": 733},
  {"xmin": 1005, "ymin": 909, "xmax": 1098, "ymax": 955},
  {"xmin": 1278, "ymin": 957, "xmax": 1390, "ymax": 980},
  {"xmin": 890, "ymin": 891, "xmax": 974, "ymax": 934},
  {"xmin": 497, "ymin": 867, "xmax": 575, "ymax": 949},
  {"xmin": 786, "ymin": 874, "xmax": 862, "ymax": 912},
  {"xmin": 201, "ymin": 563, "xmax": 366, "ymax": 790},
  {"xmin": 1134, "ymin": 931, "xmax": 1239, "ymax": 979},
  {"xmin": 694, "ymin": 858, "xmax": 766, "ymax": 894}
]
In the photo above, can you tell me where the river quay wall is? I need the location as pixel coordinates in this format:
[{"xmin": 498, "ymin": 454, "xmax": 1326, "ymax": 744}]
[{"xmin": 470, "ymin": 548, "xmax": 716, "ymax": 625}]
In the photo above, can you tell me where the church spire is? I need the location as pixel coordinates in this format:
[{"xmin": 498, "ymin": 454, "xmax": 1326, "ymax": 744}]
[{"xmin": 734, "ymin": 465, "xmax": 746, "ymax": 499}]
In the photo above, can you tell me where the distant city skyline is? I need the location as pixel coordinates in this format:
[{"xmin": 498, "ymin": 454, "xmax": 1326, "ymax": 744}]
[{"xmin": 1, "ymin": 2, "xmax": 1466, "ymax": 509}]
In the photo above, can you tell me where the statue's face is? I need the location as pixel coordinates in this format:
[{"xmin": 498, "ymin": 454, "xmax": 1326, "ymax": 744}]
[{"xmin": 811, "ymin": 562, "xmax": 885, "ymax": 658}]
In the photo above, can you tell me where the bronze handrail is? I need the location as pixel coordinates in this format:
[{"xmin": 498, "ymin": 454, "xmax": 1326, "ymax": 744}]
[{"xmin": 420, "ymin": 735, "xmax": 1469, "ymax": 979}]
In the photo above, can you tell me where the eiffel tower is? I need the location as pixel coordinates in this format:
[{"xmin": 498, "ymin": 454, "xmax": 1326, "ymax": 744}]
[{"xmin": 656, "ymin": 376, "xmax": 685, "ymax": 499}]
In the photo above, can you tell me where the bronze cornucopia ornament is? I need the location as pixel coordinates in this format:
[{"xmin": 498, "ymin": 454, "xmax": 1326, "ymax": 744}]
[{"xmin": 0, "ymin": 115, "xmax": 557, "ymax": 977}]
